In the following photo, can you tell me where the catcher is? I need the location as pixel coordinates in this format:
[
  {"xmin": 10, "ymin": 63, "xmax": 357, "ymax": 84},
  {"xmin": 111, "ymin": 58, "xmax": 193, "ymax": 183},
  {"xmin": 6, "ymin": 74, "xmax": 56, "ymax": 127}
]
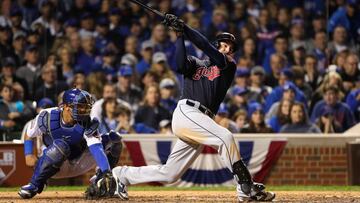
[{"xmin": 19, "ymin": 88, "xmax": 121, "ymax": 199}]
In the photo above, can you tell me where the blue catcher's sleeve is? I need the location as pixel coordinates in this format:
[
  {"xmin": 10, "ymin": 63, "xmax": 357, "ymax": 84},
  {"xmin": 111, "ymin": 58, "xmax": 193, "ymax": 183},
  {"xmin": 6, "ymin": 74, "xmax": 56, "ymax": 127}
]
[
  {"xmin": 183, "ymin": 25, "xmax": 228, "ymax": 69},
  {"xmin": 89, "ymin": 143, "xmax": 110, "ymax": 172},
  {"xmin": 84, "ymin": 118, "xmax": 110, "ymax": 172}
]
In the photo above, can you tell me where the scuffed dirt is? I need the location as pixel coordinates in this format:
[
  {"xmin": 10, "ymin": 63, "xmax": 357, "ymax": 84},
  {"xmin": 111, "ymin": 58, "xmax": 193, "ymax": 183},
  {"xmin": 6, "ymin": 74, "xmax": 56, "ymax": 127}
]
[{"xmin": 1, "ymin": 191, "xmax": 360, "ymax": 202}]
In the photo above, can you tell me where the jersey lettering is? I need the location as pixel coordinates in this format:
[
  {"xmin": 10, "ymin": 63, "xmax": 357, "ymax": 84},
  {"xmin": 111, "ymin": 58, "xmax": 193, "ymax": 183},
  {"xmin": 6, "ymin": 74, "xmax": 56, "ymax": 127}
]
[{"xmin": 192, "ymin": 66, "xmax": 221, "ymax": 81}]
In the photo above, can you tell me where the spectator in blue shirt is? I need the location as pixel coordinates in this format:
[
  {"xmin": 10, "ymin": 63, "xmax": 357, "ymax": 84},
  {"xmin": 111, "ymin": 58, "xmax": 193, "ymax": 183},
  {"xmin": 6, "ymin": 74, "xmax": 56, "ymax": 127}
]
[
  {"xmin": 346, "ymin": 88, "xmax": 360, "ymax": 122},
  {"xmin": 145, "ymin": 24, "xmax": 176, "ymax": 71},
  {"xmin": 328, "ymin": 0, "xmax": 360, "ymax": 40},
  {"xmin": 136, "ymin": 41, "xmax": 154, "ymax": 76},
  {"xmin": 75, "ymin": 34, "xmax": 99, "ymax": 75},
  {"xmin": 311, "ymin": 85, "xmax": 356, "ymax": 132},
  {"xmin": 268, "ymin": 98, "xmax": 292, "ymax": 133},
  {"xmin": 256, "ymin": 8, "xmax": 281, "ymax": 60},
  {"xmin": 263, "ymin": 35, "xmax": 289, "ymax": 74},
  {"xmin": 310, "ymin": 30, "xmax": 327, "ymax": 74},
  {"xmin": 93, "ymin": 49, "xmax": 117, "ymax": 82},
  {"xmin": 159, "ymin": 78, "xmax": 177, "ymax": 114},
  {"xmin": 315, "ymin": 105, "xmax": 343, "ymax": 133},
  {"xmin": 280, "ymin": 102, "xmax": 321, "ymax": 133},
  {"xmin": 95, "ymin": 16, "xmax": 112, "ymax": 54},
  {"xmin": 233, "ymin": 68, "xmax": 250, "ymax": 89},
  {"xmin": 241, "ymin": 102, "xmax": 273, "ymax": 133},
  {"xmin": 265, "ymin": 81, "xmax": 307, "ymax": 115},
  {"xmin": 228, "ymin": 86, "xmax": 249, "ymax": 119}
]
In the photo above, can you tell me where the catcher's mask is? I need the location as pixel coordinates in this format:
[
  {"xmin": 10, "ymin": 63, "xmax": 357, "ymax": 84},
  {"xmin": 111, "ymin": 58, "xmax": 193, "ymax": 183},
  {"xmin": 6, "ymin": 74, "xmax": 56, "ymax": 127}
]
[{"xmin": 62, "ymin": 88, "xmax": 94, "ymax": 123}]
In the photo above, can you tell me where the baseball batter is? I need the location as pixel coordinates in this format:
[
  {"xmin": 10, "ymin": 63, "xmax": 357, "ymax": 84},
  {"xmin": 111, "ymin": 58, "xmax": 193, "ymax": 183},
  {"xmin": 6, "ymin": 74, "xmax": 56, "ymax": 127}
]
[
  {"xmin": 19, "ymin": 88, "xmax": 120, "ymax": 199},
  {"xmin": 112, "ymin": 14, "xmax": 275, "ymax": 202}
]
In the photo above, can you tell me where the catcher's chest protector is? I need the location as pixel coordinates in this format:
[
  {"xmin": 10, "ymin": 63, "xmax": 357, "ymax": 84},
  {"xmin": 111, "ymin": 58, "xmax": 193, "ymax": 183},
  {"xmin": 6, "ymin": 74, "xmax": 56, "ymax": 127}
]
[{"xmin": 42, "ymin": 109, "xmax": 86, "ymax": 146}]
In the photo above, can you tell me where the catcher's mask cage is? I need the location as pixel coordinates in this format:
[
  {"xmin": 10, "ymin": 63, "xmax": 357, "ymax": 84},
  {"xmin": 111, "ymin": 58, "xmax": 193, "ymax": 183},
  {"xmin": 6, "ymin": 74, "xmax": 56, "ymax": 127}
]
[{"xmin": 62, "ymin": 88, "xmax": 94, "ymax": 124}]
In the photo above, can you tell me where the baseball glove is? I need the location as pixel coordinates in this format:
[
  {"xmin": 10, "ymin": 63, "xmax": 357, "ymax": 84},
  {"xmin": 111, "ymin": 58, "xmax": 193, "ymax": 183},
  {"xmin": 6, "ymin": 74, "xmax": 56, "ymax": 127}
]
[
  {"xmin": 162, "ymin": 13, "xmax": 184, "ymax": 33},
  {"xmin": 84, "ymin": 170, "xmax": 116, "ymax": 199}
]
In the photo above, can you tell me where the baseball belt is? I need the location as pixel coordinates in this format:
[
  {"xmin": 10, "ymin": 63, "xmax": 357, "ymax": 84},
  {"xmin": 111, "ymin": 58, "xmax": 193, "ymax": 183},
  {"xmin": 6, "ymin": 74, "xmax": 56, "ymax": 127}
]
[{"xmin": 185, "ymin": 99, "xmax": 214, "ymax": 119}]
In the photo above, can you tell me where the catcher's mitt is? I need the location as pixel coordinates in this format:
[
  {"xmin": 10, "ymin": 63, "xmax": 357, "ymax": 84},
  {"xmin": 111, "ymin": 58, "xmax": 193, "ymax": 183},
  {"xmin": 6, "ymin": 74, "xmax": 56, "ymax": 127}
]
[
  {"xmin": 84, "ymin": 170, "xmax": 116, "ymax": 199},
  {"xmin": 162, "ymin": 13, "xmax": 184, "ymax": 33}
]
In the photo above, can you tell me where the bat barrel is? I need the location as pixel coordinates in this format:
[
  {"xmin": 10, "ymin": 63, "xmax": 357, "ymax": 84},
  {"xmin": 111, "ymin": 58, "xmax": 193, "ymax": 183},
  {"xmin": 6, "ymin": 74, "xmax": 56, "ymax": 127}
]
[{"xmin": 129, "ymin": 0, "xmax": 165, "ymax": 17}]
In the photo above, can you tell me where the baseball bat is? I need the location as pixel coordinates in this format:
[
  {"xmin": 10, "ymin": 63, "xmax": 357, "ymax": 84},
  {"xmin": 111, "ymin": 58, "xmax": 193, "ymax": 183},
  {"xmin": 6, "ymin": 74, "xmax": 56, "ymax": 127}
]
[{"xmin": 129, "ymin": 0, "xmax": 165, "ymax": 18}]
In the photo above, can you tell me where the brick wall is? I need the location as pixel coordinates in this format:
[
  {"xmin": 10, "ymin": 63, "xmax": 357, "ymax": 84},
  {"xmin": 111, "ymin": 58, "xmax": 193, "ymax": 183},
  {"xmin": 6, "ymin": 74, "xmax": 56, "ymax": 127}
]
[{"xmin": 266, "ymin": 146, "xmax": 348, "ymax": 185}]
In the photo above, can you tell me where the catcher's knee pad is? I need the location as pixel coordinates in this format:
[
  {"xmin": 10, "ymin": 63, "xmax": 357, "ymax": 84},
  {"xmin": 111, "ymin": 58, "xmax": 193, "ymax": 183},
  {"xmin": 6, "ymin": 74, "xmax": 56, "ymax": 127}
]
[
  {"xmin": 233, "ymin": 159, "xmax": 253, "ymax": 195},
  {"xmin": 47, "ymin": 139, "xmax": 71, "ymax": 167}
]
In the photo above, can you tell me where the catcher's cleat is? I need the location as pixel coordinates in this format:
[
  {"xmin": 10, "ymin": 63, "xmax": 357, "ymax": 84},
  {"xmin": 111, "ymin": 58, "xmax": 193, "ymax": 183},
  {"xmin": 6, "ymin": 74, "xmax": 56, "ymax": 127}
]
[
  {"xmin": 112, "ymin": 167, "xmax": 128, "ymax": 200},
  {"xmin": 237, "ymin": 183, "xmax": 275, "ymax": 202},
  {"xmin": 18, "ymin": 183, "xmax": 39, "ymax": 199}
]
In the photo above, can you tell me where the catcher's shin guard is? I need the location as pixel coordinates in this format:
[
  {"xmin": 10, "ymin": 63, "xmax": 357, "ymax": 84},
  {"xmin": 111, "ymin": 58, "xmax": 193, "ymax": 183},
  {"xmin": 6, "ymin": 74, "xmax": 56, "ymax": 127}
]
[
  {"xmin": 232, "ymin": 159, "xmax": 253, "ymax": 195},
  {"xmin": 30, "ymin": 139, "xmax": 70, "ymax": 191}
]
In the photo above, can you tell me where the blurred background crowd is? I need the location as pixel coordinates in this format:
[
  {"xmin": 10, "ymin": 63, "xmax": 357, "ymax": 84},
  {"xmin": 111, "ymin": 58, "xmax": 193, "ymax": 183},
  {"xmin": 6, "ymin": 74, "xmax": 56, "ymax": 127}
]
[{"xmin": 0, "ymin": 0, "xmax": 359, "ymax": 141}]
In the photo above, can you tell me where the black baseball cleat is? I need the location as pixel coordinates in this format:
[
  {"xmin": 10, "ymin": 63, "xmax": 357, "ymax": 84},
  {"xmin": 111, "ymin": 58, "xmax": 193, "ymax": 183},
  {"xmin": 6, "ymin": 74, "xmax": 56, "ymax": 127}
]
[
  {"xmin": 18, "ymin": 183, "xmax": 39, "ymax": 199},
  {"xmin": 237, "ymin": 182, "xmax": 276, "ymax": 202},
  {"xmin": 112, "ymin": 167, "xmax": 129, "ymax": 200}
]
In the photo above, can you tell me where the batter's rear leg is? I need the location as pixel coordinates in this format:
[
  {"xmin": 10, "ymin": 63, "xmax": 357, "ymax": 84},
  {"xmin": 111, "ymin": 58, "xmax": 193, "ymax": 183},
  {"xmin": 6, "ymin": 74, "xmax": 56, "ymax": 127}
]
[
  {"xmin": 112, "ymin": 138, "xmax": 204, "ymax": 200},
  {"xmin": 172, "ymin": 105, "xmax": 275, "ymax": 201}
]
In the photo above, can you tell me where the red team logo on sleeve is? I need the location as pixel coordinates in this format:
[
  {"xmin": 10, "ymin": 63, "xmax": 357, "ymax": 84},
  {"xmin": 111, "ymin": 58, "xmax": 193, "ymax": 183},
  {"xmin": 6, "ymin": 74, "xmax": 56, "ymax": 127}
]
[{"xmin": 192, "ymin": 66, "xmax": 221, "ymax": 81}]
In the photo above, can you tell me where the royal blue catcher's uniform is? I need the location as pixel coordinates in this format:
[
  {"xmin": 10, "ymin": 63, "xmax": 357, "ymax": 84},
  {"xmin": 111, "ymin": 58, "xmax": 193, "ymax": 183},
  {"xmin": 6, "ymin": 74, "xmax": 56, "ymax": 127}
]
[{"xmin": 19, "ymin": 89, "xmax": 122, "ymax": 199}]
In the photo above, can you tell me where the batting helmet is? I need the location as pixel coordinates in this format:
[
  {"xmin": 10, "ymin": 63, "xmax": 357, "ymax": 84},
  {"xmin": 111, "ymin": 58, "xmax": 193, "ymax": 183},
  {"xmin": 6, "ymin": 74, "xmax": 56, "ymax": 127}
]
[
  {"xmin": 62, "ymin": 88, "xmax": 94, "ymax": 122},
  {"xmin": 213, "ymin": 32, "xmax": 238, "ymax": 52}
]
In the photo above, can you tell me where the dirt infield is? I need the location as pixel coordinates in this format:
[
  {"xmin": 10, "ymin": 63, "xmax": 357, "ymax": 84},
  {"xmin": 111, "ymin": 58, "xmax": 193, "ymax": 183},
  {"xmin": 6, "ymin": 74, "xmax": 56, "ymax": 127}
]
[{"xmin": 1, "ymin": 191, "xmax": 360, "ymax": 202}]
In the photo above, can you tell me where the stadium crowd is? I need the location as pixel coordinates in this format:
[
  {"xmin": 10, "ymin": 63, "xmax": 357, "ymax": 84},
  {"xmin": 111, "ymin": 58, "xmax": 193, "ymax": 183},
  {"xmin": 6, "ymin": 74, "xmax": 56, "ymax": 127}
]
[{"xmin": 0, "ymin": 0, "xmax": 359, "ymax": 140}]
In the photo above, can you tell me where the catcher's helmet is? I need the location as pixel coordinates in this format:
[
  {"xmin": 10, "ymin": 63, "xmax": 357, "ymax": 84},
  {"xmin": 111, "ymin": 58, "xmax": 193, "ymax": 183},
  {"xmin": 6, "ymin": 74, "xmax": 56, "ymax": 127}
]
[
  {"xmin": 213, "ymin": 32, "xmax": 238, "ymax": 52},
  {"xmin": 62, "ymin": 88, "xmax": 94, "ymax": 122}
]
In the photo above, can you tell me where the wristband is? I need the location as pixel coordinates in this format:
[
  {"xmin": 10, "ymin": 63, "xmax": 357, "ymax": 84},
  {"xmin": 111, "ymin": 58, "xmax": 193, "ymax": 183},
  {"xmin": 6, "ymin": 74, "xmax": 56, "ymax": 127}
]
[{"xmin": 24, "ymin": 140, "xmax": 34, "ymax": 155}]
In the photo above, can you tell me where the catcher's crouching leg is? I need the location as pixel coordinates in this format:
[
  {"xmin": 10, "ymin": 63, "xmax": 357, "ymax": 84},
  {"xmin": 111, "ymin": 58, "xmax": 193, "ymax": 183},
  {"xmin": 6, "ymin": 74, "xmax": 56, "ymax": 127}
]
[{"xmin": 84, "ymin": 170, "xmax": 116, "ymax": 200}]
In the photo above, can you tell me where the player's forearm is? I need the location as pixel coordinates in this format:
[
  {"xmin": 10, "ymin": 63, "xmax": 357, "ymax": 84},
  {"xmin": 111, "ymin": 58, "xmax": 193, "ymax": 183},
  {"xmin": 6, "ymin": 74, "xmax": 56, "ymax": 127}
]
[
  {"xmin": 175, "ymin": 36, "xmax": 188, "ymax": 73},
  {"xmin": 184, "ymin": 25, "xmax": 227, "ymax": 67},
  {"xmin": 89, "ymin": 143, "xmax": 111, "ymax": 172}
]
